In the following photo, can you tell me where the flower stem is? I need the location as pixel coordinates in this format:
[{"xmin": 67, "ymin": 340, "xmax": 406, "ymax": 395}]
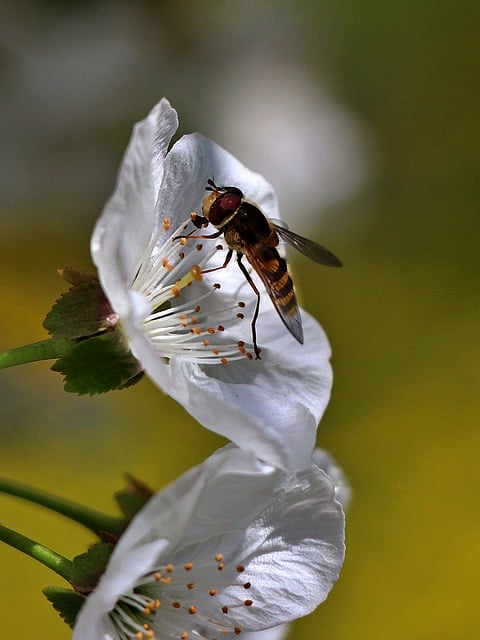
[
  {"xmin": 0, "ymin": 477, "xmax": 126, "ymax": 537},
  {"xmin": 0, "ymin": 523, "xmax": 73, "ymax": 582},
  {"xmin": 0, "ymin": 338, "xmax": 76, "ymax": 370}
]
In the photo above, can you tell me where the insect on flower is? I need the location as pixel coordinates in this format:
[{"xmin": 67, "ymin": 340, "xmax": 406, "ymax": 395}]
[{"xmin": 175, "ymin": 179, "xmax": 342, "ymax": 359}]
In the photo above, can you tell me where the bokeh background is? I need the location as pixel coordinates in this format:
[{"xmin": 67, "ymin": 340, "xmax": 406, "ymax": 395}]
[{"xmin": 1, "ymin": 1, "xmax": 479, "ymax": 638}]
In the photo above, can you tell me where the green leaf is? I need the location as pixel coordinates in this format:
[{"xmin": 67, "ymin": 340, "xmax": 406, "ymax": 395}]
[
  {"xmin": 43, "ymin": 269, "xmax": 115, "ymax": 340},
  {"xmin": 51, "ymin": 332, "xmax": 144, "ymax": 395},
  {"xmin": 114, "ymin": 473, "xmax": 154, "ymax": 519},
  {"xmin": 71, "ymin": 541, "xmax": 113, "ymax": 594},
  {"xmin": 43, "ymin": 586, "xmax": 85, "ymax": 628}
]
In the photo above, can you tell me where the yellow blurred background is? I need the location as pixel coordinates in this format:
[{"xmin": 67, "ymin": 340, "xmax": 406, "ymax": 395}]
[{"xmin": 1, "ymin": 2, "xmax": 479, "ymax": 638}]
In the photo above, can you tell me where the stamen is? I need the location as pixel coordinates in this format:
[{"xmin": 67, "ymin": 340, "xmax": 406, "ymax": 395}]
[
  {"xmin": 126, "ymin": 216, "xmax": 256, "ymax": 366},
  {"xmin": 108, "ymin": 551, "xmax": 254, "ymax": 640}
]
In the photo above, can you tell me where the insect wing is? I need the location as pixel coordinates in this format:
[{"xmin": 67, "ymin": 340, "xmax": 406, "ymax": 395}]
[
  {"xmin": 243, "ymin": 243, "xmax": 304, "ymax": 344},
  {"xmin": 273, "ymin": 223, "xmax": 342, "ymax": 267}
]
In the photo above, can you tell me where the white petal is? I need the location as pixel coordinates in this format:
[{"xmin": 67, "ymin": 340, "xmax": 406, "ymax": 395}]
[
  {"xmin": 112, "ymin": 447, "xmax": 279, "ymax": 557},
  {"xmin": 219, "ymin": 466, "xmax": 345, "ymax": 628},
  {"xmin": 242, "ymin": 624, "xmax": 291, "ymax": 640},
  {"xmin": 73, "ymin": 539, "xmax": 169, "ymax": 640},
  {"xmin": 91, "ymin": 98, "xmax": 178, "ymax": 314},
  {"xmin": 129, "ymin": 305, "xmax": 332, "ymax": 471},
  {"xmin": 154, "ymin": 133, "xmax": 280, "ymax": 238}
]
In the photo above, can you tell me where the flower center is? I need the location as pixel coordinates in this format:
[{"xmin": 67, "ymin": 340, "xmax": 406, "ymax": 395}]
[
  {"xmin": 109, "ymin": 553, "xmax": 254, "ymax": 640},
  {"xmin": 130, "ymin": 217, "xmax": 256, "ymax": 364}
]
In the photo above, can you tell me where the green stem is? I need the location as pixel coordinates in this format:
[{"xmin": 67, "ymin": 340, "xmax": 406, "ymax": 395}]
[
  {"xmin": 0, "ymin": 478, "xmax": 126, "ymax": 537},
  {"xmin": 0, "ymin": 338, "xmax": 76, "ymax": 370},
  {"xmin": 0, "ymin": 523, "xmax": 73, "ymax": 582}
]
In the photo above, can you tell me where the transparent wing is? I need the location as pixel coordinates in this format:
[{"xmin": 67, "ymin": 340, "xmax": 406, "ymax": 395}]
[
  {"xmin": 272, "ymin": 223, "xmax": 342, "ymax": 267},
  {"xmin": 242, "ymin": 243, "xmax": 304, "ymax": 344}
]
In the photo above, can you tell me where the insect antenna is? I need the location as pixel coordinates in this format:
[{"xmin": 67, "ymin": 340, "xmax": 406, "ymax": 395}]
[{"xmin": 206, "ymin": 177, "xmax": 217, "ymax": 191}]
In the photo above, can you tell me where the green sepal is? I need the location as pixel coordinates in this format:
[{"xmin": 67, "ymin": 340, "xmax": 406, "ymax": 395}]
[
  {"xmin": 51, "ymin": 332, "xmax": 144, "ymax": 395},
  {"xmin": 71, "ymin": 541, "xmax": 113, "ymax": 594},
  {"xmin": 114, "ymin": 473, "xmax": 154, "ymax": 520},
  {"xmin": 43, "ymin": 269, "xmax": 114, "ymax": 340},
  {"xmin": 43, "ymin": 586, "xmax": 85, "ymax": 629}
]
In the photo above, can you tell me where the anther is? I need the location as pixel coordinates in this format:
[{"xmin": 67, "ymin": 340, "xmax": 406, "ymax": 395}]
[
  {"xmin": 207, "ymin": 327, "xmax": 216, "ymax": 334},
  {"xmin": 215, "ymin": 554, "xmax": 223, "ymax": 562},
  {"xmin": 179, "ymin": 251, "xmax": 185, "ymax": 259},
  {"xmin": 236, "ymin": 565, "xmax": 245, "ymax": 573},
  {"xmin": 217, "ymin": 325, "xmax": 225, "ymax": 331},
  {"xmin": 194, "ymin": 305, "xmax": 201, "ymax": 312},
  {"xmin": 243, "ymin": 582, "xmax": 251, "ymax": 589},
  {"xmin": 184, "ymin": 563, "xmax": 194, "ymax": 571},
  {"xmin": 234, "ymin": 627, "xmax": 242, "ymax": 635},
  {"xmin": 188, "ymin": 606, "xmax": 197, "ymax": 615},
  {"xmin": 236, "ymin": 313, "xmax": 245, "ymax": 320},
  {"xmin": 166, "ymin": 564, "xmax": 175, "ymax": 573},
  {"xmin": 190, "ymin": 266, "xmax": 203, "ymax": 281},
  {"xmin": 196, "ymin": 244, "xmax": 203, "ymax": 251},
  {"xmin": 213, "ymin": 283, "xmax": 221, "ymax": 289},
  {"xmin": 244, "ymin": 600, "xmax": 253, "ymax": 607},
  {"xmin": 181, "ymin": 633, "xmax": 188, "ymax": 639},
  {"xmin": 217, "ymin": 564, "xmax": 224, "ymax": 571},
  {"xmin": 222, "ymin": 606, "xmax": 229, "ymax": 614},
  {"xmin": 238, "ymin": 301, "xmax": 246, "ymax": 308},
  {"xmin": 221, "ymin": 358, "xmax": 228, "ymax": 365},
  {"xmin": 172, "ymin": 602, "xmax": 181, "ymax": 609},
  {"xmin": 209, "ymin": 589, "xmax": 217, "ymax": 596},
  {"xmin": 203, "ymin": 339, "xmax": 210, "ymax": 346},
  {"xmin": 163, "ymin": 217, "xmax": 171, "ymax": 231},
  {"xmin": 216, "ymin": 244, "xmax": 224, "ymax": 251},
  {"xmin": 171, "ymin": 286, "xmax": 180, "ymax": 297},
  {"xmin": 213, "ymin": 348, "xmax": 220, "ymax": 355},
  {"xmin": 190, "ymin": 212, "xmax": 197, "ymax": 221}
]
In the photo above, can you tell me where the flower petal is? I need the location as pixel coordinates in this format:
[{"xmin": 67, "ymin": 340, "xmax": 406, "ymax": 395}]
[
  {"xmin": 111, "ymin": 447, "xmax": 280, "ymax": 557},
  {"xmin": 242, "ymin": 624, "xmax": 291, "ymax": 640},
  {"xmin": 127, "ymin": 305, "xmax": 332, "ymax": 471},
  {"xmin": 217, "ymin": 465, "xmax": 344, "ymax": 628},
  {"xmin": 153, "ymin": 133, "xmax": 279, "ymax": 245},
  {"xmin": 91, "ymin": 98, "xmax": 178, "ymax": 316}
]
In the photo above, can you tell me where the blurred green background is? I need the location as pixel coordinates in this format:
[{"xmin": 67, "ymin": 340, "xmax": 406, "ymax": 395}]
[{"xmin": 1, "ymin": 1, "xmax": 479, "ymax": 638}]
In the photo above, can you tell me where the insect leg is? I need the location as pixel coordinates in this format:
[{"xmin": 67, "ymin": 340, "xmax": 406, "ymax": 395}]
[
  {"xmin": 200, "ymin": 249, "xmax": 233, "ymax": 274},
  {"xmin": 172, "ymin": 229, "xmax": 223, "ymax": 241},
  {"xmin": 236, "ymin": 254, "xmax": 262, "ymax": 360}
]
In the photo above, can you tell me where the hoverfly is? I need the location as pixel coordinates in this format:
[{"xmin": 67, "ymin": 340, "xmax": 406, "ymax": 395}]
[{"xmin": 179, "ymin": 179, "xmax": 341, "ymax": 359}]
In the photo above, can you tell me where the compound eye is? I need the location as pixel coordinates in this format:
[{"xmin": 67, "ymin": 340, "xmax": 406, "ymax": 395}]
[{"xmin": 208, "ymin": 192, "xmax": 242, "ymax": 226}]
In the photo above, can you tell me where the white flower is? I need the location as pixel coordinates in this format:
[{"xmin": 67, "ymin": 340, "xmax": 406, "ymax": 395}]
[
  {"xmin": 92, "ymin": 98, "xmax": 333, "ymax": 470},
  {"xmin": 73, "ymin": 446, "xmax": 345, "ymax": 640}
]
